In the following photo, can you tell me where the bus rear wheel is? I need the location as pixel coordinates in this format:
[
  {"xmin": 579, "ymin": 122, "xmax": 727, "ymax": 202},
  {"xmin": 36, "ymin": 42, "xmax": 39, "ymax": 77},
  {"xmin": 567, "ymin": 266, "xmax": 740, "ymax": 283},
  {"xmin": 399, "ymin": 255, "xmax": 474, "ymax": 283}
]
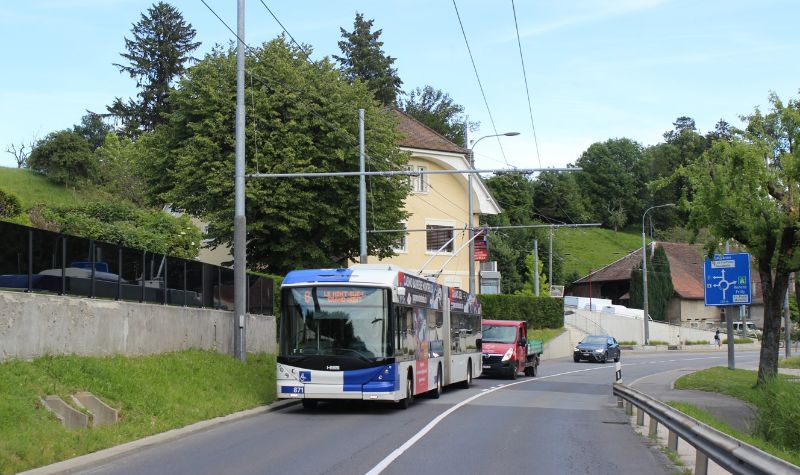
[
  {"xmin": 301, "ymin": 399, "xmax": 317, "ymax": 410},
  {"xmin": 398, "ymin": 377, "xmax": 413, "ymax": 409},
  {"xmin": 430, "ymin": 365, "xmax": 443, "ymax": 399}
]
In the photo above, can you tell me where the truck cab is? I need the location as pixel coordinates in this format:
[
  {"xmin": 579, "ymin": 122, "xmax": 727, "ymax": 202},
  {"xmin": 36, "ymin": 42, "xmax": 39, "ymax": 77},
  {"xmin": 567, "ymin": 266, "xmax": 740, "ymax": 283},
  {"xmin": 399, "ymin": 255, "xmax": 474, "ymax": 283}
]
[{"xmin": 481, "ymin": 320, "xmax": 542, "ymax": 379}]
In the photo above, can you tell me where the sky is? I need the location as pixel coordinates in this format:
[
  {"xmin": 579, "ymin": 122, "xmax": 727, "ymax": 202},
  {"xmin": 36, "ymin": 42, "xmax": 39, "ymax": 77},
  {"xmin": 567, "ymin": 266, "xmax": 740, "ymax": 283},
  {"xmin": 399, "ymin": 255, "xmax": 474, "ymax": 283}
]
[{"xmin": 1, "ymin": 0, "xmax": 798, "ymax": 171}]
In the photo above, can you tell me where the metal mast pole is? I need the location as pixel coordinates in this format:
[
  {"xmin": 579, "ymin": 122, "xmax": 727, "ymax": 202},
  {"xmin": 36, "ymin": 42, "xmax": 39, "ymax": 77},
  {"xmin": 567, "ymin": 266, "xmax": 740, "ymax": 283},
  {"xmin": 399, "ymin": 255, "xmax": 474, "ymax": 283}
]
[
  {"xmin": 725, "ymin": 240, "xmax": 735, "ymax": 369},
  {"xmin": 233, "ymin": 0, "xmax": 247, "ymax": 361},
  {"xmin": 642, "ymin": 227, "xmax": 650, "ymax": 345},
  {"xmin": 465, "ymin": 121, "xmax": 474, "ymax": 294},
  {"xmin": 534, "ymin": 239, "xmax": 539, "ymax": 296},
  {"xmin": 548, "ymin": 226, "xmax": 553, "ymax": 294},
  {"xmin": 359, "ymin": 109, "xmax": 366, "ymax": 263}
]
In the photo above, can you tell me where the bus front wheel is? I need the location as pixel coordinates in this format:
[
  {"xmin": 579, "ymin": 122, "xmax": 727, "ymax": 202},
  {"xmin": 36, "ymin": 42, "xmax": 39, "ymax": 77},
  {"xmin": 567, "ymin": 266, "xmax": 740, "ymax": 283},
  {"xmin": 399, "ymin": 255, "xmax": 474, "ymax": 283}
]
[{"xmin": 398, "ymin": 377, "xmax": 413, "ymax": 409}]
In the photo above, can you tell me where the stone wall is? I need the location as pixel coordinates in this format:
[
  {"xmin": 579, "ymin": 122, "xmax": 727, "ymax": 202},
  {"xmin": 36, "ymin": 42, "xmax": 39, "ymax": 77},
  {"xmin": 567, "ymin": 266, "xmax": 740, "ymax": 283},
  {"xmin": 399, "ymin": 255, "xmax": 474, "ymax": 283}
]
[{"xmin": 0, "ymin": 290, "xmax": 275, "ymax": 361}]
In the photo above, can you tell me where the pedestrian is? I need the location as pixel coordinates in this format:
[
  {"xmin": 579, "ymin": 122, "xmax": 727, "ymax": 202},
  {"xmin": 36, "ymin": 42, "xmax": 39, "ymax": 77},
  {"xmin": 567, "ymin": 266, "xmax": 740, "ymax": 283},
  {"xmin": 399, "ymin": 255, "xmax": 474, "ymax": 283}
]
[{"xmin": 714, "ymin": 329, "xmax": 721, "ymax": 348}]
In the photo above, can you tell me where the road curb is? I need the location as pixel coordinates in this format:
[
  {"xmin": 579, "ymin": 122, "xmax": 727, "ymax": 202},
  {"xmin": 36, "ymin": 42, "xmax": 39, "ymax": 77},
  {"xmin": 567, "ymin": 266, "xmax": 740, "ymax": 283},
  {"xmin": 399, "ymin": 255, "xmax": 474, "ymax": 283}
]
[{"xmin": 20, "ymin": 399, "xmax": 300, "ymax": 475}]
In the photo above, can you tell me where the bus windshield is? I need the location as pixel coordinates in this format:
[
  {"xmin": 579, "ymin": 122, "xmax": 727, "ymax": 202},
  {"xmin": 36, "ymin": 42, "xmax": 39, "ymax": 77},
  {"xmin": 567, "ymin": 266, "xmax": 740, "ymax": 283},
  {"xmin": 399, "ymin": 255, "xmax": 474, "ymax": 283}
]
[{"xmin": 281, "ymin": 286, "xmax": 390, "ymax": 359}]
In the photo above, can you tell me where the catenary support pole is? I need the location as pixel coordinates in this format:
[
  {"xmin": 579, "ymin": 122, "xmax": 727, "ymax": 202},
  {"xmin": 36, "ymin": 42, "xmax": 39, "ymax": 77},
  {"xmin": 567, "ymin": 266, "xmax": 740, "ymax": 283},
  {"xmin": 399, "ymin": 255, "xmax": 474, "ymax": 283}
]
[
  {"xmin": 534, "ymin": 239, "xmax": 539, "ymax": 296},
  {"xmin": 548, "ymin": 226, "xmax": 553, "ymax": 293},
  {"xmin": 465, "ymin": 121, "xmax": 474, "ymax": 294},
  {"xmin": 233, "ymin": 0, "xmax": 247, "ymax": 361},
  {"xmin": 359, "ymin": 109, "xmax": 366, "ymax": 263}
]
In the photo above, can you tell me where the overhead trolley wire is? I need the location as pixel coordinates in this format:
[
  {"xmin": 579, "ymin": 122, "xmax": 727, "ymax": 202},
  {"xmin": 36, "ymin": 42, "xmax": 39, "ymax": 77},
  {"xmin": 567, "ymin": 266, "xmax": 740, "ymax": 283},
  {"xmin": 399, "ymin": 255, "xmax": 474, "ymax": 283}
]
[
  {"xmin": 451, "ymin": 0, "xmax": 510, "ymax": 166},
  {"xmin": 511, "ymin": 0, "xmax": 542, "ymax": 169}
]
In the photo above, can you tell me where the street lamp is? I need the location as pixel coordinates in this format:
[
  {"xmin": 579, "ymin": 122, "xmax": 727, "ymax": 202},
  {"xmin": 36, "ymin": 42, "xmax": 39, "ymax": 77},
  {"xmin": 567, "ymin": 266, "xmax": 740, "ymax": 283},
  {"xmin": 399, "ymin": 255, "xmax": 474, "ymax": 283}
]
[
  {"xmin": 465, "ymin": 131, "xmax": 520, "ymax": 294},
  {"xmin": 641, "ymin": 203, "xmax": 675, "ymax": 344}
]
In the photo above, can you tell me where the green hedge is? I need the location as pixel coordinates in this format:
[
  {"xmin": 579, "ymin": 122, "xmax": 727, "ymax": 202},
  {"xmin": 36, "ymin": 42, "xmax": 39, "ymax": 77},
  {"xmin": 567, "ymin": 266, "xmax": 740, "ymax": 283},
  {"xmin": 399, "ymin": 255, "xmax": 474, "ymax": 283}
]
[{"xmin": 479, "ymin": 295, "xmax": 564, "ymax": 329}]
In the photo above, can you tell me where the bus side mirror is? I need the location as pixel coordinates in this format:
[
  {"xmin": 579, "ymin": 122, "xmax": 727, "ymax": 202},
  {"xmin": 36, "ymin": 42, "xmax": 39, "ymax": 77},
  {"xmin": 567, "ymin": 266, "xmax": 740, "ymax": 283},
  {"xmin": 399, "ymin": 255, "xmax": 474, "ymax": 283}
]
[{"xmin": 476, "ymin": 339, "xmax": 482, "ymax": 351}]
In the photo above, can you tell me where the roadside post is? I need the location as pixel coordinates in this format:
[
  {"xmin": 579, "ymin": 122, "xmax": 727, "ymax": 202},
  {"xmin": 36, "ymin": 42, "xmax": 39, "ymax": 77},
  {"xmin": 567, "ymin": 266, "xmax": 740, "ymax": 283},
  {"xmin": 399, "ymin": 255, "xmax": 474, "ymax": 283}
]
[{"xmin": 703, "ymin": 252, "xmax": 752, "ymax": 370}]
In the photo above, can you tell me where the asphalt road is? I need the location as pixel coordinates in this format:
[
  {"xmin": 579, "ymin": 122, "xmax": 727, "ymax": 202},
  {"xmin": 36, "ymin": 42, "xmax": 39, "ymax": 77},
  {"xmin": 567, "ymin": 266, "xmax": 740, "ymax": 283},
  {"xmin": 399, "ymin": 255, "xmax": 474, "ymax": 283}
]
[{"xmin": 78, "ymin": 350, "xmax": 760, "ymax": 475}]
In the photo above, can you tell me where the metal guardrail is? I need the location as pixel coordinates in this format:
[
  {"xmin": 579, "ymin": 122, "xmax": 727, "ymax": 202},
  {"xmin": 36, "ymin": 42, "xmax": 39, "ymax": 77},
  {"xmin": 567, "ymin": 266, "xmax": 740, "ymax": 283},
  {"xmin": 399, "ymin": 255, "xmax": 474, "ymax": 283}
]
[{"xmin": 613, "ymin": 383, "xmax": 800, "ymax": 475}]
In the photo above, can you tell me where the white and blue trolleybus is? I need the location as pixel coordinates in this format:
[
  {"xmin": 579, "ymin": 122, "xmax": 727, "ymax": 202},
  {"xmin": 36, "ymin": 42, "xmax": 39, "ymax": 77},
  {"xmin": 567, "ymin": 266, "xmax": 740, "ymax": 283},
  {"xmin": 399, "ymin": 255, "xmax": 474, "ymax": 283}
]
[{"xmin": 277, "ymin": 264, "xmax": 482, "ymax": 409}]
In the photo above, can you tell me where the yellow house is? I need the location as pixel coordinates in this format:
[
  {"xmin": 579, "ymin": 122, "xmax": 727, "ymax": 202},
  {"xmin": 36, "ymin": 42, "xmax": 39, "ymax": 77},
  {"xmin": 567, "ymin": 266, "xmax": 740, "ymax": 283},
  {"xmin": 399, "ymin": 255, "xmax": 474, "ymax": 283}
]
[{"xmin": 366, "ymin": 110, "xmax": 501, "ymax": 290}]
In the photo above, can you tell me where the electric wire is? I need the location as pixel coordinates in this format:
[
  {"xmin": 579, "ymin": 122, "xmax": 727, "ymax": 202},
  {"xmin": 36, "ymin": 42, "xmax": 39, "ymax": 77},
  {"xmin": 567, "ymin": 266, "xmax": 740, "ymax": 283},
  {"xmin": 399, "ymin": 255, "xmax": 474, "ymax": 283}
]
[
  {"xmin": 511, "ymin": 0, "xmax": 542, "ymax": 169},
  {"xmin": 451, "ymin": 0, "xmax": 509, "ymax": 166}
]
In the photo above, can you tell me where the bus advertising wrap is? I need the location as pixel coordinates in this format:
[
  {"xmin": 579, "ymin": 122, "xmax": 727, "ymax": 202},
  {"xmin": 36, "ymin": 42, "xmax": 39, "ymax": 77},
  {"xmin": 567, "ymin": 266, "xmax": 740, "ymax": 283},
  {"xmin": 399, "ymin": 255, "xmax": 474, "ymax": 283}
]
[{"xmin": 449, "ymin": 287, "xmax": 481, "ymax": 315}]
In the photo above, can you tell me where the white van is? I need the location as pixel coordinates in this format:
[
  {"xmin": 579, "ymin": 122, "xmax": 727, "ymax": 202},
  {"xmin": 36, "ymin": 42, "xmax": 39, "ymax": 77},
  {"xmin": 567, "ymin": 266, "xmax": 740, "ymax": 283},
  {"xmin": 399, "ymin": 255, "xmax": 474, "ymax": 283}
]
[{"xmin": 732, "ymin": 321, "xmax": 761, "ymax": 338}]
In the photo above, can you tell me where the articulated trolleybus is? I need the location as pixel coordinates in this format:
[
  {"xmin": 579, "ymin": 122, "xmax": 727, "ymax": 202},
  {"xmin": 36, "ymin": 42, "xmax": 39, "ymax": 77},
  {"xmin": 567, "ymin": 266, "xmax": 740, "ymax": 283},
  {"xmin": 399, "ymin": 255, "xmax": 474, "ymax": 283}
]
[{"xmin": 277, "ymin": 264, "xmax": 482, "ymax": 409}]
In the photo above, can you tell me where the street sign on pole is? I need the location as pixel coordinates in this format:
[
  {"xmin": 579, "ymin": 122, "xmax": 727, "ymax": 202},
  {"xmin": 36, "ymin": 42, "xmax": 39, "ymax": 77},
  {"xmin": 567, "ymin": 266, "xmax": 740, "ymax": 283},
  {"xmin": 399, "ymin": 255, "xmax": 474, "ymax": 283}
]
[{"xmin": 703, "ymin": 253, "xmax": 751, "ymax": 306}]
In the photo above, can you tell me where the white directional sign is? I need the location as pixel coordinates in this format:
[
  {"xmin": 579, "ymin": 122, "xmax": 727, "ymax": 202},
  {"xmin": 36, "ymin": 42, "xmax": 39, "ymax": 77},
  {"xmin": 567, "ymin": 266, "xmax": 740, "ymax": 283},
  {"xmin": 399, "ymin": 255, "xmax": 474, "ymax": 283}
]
[{"xmin": 703, "ymin": 253, "xmax": 751, "ymax": 306}]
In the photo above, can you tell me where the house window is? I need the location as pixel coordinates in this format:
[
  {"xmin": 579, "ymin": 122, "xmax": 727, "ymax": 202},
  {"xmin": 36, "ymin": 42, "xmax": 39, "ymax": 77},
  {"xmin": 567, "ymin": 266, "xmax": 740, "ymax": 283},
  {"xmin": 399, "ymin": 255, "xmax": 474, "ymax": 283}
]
[
  {"xmin": 392, "ymin": 224, "xmax": 407, "ymax": 253},
  {"xmin": 426, "ymin": 225, "xmax": 454, "ymax": 253},
  {"xmin": 411, "ymin": 165, "xmax": 428, "ymax": 193}
]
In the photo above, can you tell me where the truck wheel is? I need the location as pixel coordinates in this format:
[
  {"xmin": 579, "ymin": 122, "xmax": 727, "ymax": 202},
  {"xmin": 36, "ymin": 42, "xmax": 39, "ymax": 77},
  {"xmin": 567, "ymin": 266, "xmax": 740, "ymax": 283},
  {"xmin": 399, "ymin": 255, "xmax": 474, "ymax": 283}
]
[
  {"xmin": 524, "ymin": 366, "xmax": 533, "ymax": 377},
  {"xmin": 398, "ymin": 376, "xmax": 413, "ymax": 409},
  {"xmin": 509, "ymin": 362, "xmax": 518, "ymax": 379}
]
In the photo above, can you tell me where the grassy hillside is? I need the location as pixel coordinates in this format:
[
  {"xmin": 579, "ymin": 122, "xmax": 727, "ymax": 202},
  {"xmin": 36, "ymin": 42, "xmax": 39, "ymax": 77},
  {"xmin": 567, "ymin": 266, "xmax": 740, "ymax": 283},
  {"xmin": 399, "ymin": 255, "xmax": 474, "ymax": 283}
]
[
  {"xmin": 0, "ymin": 167, "xmax": 98, "ymax": 208},
  {"xmin": 555, "ymin": 227, "xmax": 642, "ymax": 281}
]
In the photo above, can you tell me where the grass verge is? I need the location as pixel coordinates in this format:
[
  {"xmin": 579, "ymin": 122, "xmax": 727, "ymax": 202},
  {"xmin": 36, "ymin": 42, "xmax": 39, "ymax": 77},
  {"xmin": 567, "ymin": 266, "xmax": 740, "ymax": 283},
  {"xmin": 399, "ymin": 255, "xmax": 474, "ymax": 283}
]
[
  {"xmin": 667, "ymin": 401, "xmax": 800, "ymax": 466},
  {"xmin": 673, "ymin": 367, "xmax": 800, "ymax": 463},
  {"xmin": 0, "ymin": 350, "xmax": 276, "ymax": 474},
  {"xmin": 529, "ymin": 327, "xmax": 566, "ymax": 343},
  {"xmin": 780, "ymin": 356, "xmax": 800, "ymax": 368}
]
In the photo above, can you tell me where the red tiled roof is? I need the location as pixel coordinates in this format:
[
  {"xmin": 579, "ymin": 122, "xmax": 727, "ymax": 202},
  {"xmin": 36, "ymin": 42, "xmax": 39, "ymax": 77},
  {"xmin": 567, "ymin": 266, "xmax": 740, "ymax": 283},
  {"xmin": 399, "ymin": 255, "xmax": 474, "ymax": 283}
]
[
  {"xmin": 391, "ymin": 109, "xmax": 466, "ymax": 154},
  {"xmin": 574, "ymin": 242, "xmax": 763, "ymax": 303}
]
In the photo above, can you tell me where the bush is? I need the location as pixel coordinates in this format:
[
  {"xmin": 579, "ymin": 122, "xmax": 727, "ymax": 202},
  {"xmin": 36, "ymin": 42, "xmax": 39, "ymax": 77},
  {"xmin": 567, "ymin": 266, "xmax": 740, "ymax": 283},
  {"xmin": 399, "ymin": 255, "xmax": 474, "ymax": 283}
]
[
  {"xmin": 479, "ymin": 295, "xmax": 563, "ymax": 329},
  {"xmin": 0, "ymin": 189, "xmax": 22, "ymax": 218},
  {"xmin": 617, "ymin": 340, "xmax": 638, "ymax": 346},
  {"xmin": 646, "ymin": 339, "xmax": 669, "ymax": 346}
]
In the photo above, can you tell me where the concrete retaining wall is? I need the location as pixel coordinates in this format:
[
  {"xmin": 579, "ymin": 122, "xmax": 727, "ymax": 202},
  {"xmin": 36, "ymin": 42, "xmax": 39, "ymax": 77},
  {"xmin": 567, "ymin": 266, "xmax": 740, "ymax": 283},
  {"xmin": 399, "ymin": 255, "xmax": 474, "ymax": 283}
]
[
  {"xmin": 0, "ymin": 290, "xmax": 275, "ymax": 361},
  {"xmin": 566, "ymin": 308, "xmax": 718, "ymax": 345}
]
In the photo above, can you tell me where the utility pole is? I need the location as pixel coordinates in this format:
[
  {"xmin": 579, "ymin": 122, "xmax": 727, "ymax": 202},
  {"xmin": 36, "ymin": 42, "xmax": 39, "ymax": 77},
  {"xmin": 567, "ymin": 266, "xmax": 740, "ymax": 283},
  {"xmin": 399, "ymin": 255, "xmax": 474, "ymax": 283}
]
[
  {"xmin": 232, "ymin": 0, "xmax": 246, "ymax": 361},
  {"xmin": 359, "ymin": 109, "xmax": 366, "ymax": 263},
  {"xmin": 548, "ymin": 226, "xmax": 554, "ymax": 294},
  {"xmin": 464, "ymin": 121, "xmax": 475, "ymax": 294},
  {"xmin": 534, "ymin": 239, "xmax": 539, "ymax": 296}
]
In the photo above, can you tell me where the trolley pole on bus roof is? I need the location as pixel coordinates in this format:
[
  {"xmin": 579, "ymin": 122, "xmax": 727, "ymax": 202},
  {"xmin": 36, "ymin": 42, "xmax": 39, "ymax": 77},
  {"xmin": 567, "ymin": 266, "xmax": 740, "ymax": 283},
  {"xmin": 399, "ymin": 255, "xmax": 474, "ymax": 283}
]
[{"xmin": 233, "ymin": 0, "xmax": 247, "ymax": 362}]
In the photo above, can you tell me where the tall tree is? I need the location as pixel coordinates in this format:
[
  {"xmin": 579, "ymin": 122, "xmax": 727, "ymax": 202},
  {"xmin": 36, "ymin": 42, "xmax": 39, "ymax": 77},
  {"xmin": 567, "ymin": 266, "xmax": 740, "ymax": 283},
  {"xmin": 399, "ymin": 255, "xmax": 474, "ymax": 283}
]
[
  {"xmin": 334, "ymin": 13, "xmax": 402, "ymax": 106},
  {"xmin": 685, "ymin": 92, "xmax": 800, "ymax": 385},
  {"xmin": 400, "ymin": 85, "xmax": 475, "ymax": 145},
  {"xmin": 146, "ymin": 39, "xmax": 409, "ymax": 274},
  {"xmin": 575, "ymin": 138, "xmax": 646, "ymax": 228},
  {"xmin": 74, "ymin": 112, "xmax": 113, "ymax": 151},
  {"xmin": 108, "ymin": 2, "xmax": 200, "ymax": 138},
  {"xmin": 629, "ymin": 245, "xmax": 674, "ymax": 321},
  {"xmin": 531, "ymin": 171, "xmax": 590, "ymax": 224}
]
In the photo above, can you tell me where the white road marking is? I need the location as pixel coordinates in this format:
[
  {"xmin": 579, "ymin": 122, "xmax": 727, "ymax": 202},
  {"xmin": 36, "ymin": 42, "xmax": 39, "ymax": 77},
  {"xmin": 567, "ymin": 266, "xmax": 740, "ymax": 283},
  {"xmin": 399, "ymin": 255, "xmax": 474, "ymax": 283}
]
[{"xmin": 365, "ymin": 352, "xmax": 761, "ymax": 475}]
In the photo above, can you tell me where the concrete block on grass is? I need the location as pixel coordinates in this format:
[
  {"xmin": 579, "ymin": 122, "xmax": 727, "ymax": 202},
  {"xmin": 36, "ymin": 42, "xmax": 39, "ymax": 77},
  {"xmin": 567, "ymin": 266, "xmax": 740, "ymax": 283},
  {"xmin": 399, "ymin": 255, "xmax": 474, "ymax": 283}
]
[
  {"xmin": 72, "ymin": 392, "xmax": 119, "ymax": 426},
  {"xmin": 42, "ymin": 396, "xmax": 88, "ymax": 429}
]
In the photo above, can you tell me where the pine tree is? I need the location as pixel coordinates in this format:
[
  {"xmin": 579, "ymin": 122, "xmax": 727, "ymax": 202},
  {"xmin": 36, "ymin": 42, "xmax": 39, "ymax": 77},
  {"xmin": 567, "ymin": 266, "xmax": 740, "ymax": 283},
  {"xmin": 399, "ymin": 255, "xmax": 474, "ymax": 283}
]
[
  {"xmin": 334, "ymin": 13, "xmax": 402, "ymax": 106},
  {"xmin": 629, "ymin": 245, "xmax": 674, "ymax": 321},
  {"xmin": 108, "ymin": 2, "xmax": 200, "ymax": 138}
]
